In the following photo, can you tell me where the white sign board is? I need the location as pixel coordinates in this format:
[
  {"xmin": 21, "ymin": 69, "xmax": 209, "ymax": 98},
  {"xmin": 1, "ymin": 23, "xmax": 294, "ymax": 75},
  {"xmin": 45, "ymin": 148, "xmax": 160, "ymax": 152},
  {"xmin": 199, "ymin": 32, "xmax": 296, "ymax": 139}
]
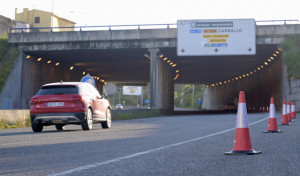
[
  {"xmin": 177, "ymin": 19, "xmax": 256, "ymax": 56},
  {"xmin": 123, "ymin": 86, "xmax": 142, "ymax": 95}
]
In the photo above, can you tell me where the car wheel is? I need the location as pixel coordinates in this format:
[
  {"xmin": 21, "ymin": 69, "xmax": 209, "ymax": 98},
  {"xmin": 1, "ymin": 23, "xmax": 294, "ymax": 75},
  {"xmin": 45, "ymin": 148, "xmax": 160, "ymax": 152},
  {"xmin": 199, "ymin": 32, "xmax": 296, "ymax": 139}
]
[
  {"xmin": 55, "ymin": 125, "xmax": 66, "ymax": 131},
  {"xmin": 82, "ymin": 108, "xmax": 93, "ymax": 130},
  {"xmin": 101, "ymin": 108, "xmax": 112, "ymax": 129},
  {"xmin": 32, "ymin": 122, "xmax": 43, "ymax": 132}
]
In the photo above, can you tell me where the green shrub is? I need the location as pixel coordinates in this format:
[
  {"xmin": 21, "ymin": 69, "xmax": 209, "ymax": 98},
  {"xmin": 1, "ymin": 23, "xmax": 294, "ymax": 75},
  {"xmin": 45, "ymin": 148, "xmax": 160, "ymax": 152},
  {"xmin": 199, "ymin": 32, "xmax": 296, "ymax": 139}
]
[
  {"xmin": 280, "ymin": 35, "xmax": 300, "ymax": 80},
  {"xmin": 0, "ymin": 47, "xmax": 19, "ymax": 92},
  {"xmin": 0, "ymin": 116, "xmax": 31, "ymax": 129},
  {"xmin": 0, "ymin": 38, "xmax": 8, "ymax": 58}
]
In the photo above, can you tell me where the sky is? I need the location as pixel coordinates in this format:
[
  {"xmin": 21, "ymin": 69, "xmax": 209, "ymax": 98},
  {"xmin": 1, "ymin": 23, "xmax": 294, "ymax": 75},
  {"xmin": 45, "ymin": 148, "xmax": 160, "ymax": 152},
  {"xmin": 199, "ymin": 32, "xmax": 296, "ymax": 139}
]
[{"xmin": 1, "ymin": 0, "xmax": 299, "ymax": 26}]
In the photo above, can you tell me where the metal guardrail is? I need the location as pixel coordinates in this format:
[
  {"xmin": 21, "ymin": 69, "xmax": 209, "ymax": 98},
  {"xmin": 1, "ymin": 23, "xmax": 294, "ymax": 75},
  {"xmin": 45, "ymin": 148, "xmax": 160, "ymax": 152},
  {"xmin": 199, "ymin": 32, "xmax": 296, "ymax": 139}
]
[
  {"xmin": 8, "ymin": 23, "xmax": 177, "ymax": 33},
  {"xmin": 8, "ymin": 20, "xmax": 300, "ymax": 33}
]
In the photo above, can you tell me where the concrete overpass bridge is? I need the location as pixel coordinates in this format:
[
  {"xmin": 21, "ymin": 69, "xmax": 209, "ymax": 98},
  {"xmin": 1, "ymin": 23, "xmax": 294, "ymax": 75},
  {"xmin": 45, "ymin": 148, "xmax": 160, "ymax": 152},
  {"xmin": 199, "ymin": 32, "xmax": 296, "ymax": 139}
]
[{"xmin": 3, "ymin": 22, "xmax": 300, "ymax": 110}]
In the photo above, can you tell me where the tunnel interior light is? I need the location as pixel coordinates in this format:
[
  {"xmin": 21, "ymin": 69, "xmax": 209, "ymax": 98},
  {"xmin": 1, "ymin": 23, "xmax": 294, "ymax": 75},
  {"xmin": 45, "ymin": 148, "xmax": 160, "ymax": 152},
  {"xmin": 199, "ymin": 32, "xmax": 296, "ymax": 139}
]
[
  {"xmin": 83, "ymin": 71, "xmax": 86, "ymax": 75},
  {"xmin": 70, "ymin": 66, "xmax": 74, "ymax": 70},
  {"xmin": 273, "ymin": 54, "xmax": 277, "ymax": 57},
  {"xmin": 167, "ymin": 60, "xmax": 171, "ymax": 63},
  {"xmin": 55, "ymin": 62, "xmax": 60, "ymax": 66},
  {"xmin": 170, "ymin": 62, "xmax": 173, "ymax": 65},
  {"xmin": 163, "ymin": 57, "xmax": 168, "ymax": 61},
  {"xmin": 264, "ymin": 62, "xmax": 268, "ymax": 65},
  {"xmin": 276, "ymin": 51, "xmax": 279, "ymax": 54},
  {"xmin": 235, "ymin": 77, "xmax": 238, "ymax": 80},
  {"xmin": 26, "ymin": 55, "xmax": 31, "ymax": 59},
  {"xmin": 246, "ymin": 74, "xmax": 249, "ymax": 76},
  {"xmin": 160, "ymin": 54, "xmax": 164, "ymax": 58},
  {"xmin": 278, "ymin": 48, "xmax": 282, "ymax": 51},
  {"xmin": 261, "ymin": 65, "xmax": 264, "ymax": 68},
  {"xmin": 250, "ymin": 72, "xmax": 253, "ymax": 74},
  {"xmin": 270, "ymin": 57, "xmax": 274, "ymax": 60},
  {"xmin": 268, "ymin": 59, "xmax": 271, "ymax": 62},
  {"xmin": 176, "ymin": 70, "xmax": 179, "ymax": 73},
  {"xmin": 47, "ymin": 60, "xmax": 51, "ymax": 64},
  {"xmin": 257, "ymin": 67, "xmax": 261, "ymax": 70},
  {"xmin": 37, "ymin": 58, "xmax": 42, "ymax": 61}
]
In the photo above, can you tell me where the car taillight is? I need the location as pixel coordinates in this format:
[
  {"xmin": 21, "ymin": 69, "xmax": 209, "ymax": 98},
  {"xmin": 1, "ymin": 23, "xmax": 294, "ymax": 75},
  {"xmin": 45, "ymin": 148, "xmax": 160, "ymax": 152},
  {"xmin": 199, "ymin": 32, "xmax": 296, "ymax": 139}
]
[
  {"xmin": 31, "ymin": 97, "xmax": 38, "ymax": 105},
  {"xmin": 73, "ymin": 95, "xmax": 83, "ymax": 103}
]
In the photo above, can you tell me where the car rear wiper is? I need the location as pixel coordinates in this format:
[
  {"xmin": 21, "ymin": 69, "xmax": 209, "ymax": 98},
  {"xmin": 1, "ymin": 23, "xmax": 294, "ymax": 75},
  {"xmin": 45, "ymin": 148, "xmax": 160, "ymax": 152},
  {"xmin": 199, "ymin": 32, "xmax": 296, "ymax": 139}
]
[{"xmin": 54, "ymin": 93, "xmax": 65, "ymax": 95}]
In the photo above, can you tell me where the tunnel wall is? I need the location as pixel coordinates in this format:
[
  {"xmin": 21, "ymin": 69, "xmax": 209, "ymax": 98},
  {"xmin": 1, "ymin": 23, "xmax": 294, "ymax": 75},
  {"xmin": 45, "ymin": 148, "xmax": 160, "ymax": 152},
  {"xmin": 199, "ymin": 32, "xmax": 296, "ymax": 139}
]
[
  {"xmin": 202, "ymin": 58, "xmax": 284, "ymax": 111},
  {"xmin": 149, "ymin": 48, "xmax": 174, "ymax": 110}
]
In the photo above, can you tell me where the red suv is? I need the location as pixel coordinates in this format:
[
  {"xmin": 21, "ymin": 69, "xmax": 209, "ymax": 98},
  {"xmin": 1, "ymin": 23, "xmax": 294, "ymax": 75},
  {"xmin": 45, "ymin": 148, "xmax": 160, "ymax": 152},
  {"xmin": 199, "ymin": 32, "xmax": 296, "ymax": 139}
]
[{"xmin": 30, "ymin": 82, "xmax": 111, "ymax": 132}]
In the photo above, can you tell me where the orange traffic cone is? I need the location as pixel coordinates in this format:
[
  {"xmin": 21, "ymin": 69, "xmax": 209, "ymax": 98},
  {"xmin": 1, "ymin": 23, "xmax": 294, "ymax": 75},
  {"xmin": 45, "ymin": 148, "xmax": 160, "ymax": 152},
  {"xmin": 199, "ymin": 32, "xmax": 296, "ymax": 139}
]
[
  {"xmin": 291, "ymin": 102, "xmax": 296, "ymax": 119},
  {"xmin": 225, "ymin": 91, "xmax": 261, "ymax": 155},
  {"xmin": 280, "ymin": 99, "xmax": 290, "ymax": 125},
  {"xmin": 287, "ymin": 101, "xmax": 293, "ymax": 122},
  {"xmin": 263, "ymin": 97, "xmax": 282, "ymax": 133}
]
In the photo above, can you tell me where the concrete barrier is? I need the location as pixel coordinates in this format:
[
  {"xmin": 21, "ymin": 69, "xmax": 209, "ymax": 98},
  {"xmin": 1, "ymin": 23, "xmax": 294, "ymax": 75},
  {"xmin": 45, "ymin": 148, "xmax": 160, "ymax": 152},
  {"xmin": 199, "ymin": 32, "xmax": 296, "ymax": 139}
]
[{"xmin": 0, "ymin": 110, "xmax": 30, "ymax": 125}]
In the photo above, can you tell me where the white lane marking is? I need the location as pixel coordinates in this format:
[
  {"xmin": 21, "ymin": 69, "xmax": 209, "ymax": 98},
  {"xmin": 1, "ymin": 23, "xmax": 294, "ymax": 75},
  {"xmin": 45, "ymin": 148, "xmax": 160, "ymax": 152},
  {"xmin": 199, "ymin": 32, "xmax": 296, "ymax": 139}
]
[{"xmin": 49, "ymin": 117, "xmax": 268, "ymax": 176}]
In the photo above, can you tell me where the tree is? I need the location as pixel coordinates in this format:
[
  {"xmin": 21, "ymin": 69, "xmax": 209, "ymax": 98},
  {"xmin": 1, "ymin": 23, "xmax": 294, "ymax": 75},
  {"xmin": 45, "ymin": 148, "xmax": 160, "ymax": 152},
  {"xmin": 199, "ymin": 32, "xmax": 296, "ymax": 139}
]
[{"xmin": 280, "ymin": 35, "xmax": 300, "ymax": 80}]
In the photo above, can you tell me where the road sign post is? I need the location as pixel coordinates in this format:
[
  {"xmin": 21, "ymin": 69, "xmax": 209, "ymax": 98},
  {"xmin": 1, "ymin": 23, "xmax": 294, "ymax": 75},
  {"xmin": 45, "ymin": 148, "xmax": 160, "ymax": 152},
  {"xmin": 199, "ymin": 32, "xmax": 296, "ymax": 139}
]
[{"xmin": 177, "ymin": 19, "xmax": 256, "ymax": 56}]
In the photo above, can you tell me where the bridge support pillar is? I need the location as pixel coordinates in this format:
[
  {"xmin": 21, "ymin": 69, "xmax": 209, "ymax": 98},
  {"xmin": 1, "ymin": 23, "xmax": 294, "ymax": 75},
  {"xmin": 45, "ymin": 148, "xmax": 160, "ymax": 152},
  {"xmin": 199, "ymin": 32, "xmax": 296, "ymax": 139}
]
[{"xmin": 149, "ymin": 48, "xmax": 174, "ymax": 111}]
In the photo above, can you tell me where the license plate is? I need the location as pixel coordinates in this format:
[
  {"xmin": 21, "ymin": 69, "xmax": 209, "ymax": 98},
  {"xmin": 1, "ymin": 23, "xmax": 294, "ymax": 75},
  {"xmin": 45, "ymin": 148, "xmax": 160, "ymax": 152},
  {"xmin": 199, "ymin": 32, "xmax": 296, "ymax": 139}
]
[{"xmin": 47, "ymin": 102, "xmax": 64, "ymax": 107}]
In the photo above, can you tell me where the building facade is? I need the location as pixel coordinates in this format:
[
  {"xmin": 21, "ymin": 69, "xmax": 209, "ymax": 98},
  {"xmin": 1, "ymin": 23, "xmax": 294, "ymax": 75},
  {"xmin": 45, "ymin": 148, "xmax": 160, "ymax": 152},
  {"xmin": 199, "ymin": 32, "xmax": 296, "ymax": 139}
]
[
  {"xmin": 0, "ymin": 15, "xmax": 29, "ymax": 37},
  {"xmin": 15, "ymin": 8, "xmax": 76, "ymax": 32}
]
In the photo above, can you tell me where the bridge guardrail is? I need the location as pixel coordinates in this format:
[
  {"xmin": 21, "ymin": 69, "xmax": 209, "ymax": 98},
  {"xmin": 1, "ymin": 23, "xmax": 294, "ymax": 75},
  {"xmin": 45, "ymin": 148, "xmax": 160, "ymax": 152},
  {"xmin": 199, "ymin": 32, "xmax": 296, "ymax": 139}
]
[
  {"xmin": 8, "ymin": 23, "xmax": 177, "ymax": 33},
  {"xmin": 8, "ymin": 20, "xmax": 299, "ymax": 33}
]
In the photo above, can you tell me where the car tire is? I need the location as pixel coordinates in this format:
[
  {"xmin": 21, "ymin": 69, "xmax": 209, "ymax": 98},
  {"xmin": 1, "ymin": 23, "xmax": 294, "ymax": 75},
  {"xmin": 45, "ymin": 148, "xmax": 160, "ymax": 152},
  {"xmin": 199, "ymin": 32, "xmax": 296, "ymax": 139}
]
[
  {"xmin": 55, "ymin": 125, "xmax": 66, "ymax": 131},
  {"xmin": 32, "ymin": 122, "xmax": 43, "ymax": 132},
  {"xmin": 82, "ymin": 108, "xmax": 93, "ymax": 130},
  {"xmin": 101, "ymin": 108, "xmax": 112, "ymax": 129}
]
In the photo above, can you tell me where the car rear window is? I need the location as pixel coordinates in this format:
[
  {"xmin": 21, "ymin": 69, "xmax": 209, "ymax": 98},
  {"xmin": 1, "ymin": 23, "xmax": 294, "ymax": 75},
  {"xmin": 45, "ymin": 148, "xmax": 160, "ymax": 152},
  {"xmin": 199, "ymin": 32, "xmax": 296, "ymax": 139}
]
[{"xmin": 37, "ymin": 85, "xmax": 79, "ymax": 95}]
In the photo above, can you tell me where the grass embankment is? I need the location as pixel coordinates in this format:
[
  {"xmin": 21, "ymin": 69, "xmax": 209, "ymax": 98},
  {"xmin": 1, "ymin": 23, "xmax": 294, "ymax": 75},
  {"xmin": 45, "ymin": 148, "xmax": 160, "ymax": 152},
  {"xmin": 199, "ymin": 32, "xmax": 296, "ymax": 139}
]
[
  {"xmin": 0, "ymin": 38, "xmax": 19, "ymax": 92},
  {"xmin": 0, "ymin": 116, "xmax": 31, "ymax": 129},
  {"xmin": 0, "ymin": 110, "xmax": 164, "ymax": 129}
]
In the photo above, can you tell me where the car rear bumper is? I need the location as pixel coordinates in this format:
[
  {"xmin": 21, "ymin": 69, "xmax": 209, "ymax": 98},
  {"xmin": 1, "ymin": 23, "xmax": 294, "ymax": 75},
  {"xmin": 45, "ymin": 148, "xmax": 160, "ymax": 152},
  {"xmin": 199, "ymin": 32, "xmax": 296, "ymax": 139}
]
[{"xmin": 30, "ymin": 112, "xmax": 86, "ymax": 125}]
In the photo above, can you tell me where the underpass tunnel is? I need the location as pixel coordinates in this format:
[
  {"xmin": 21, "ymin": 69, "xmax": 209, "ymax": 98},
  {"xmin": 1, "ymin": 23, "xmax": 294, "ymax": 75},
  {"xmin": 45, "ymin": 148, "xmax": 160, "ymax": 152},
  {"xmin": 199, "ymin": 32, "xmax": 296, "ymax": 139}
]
[
  {"xmin": 19, "ymin": 42, "xmax": 284, "ymax": 112},
  {"xmin": 160, "ymin": 44, "xmax": 285, "ymax": 111},
  {"xmin": 20, "ymin": 48, "xmax": 152, "ymax": 109}
]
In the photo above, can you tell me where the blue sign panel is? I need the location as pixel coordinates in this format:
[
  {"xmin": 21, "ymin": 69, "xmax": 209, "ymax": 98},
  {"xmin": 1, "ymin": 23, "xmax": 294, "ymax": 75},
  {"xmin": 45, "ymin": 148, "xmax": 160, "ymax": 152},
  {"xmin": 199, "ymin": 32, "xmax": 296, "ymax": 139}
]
[{"xmin": 81, "ymin": 75, "xmax": 95, "ymax": 86}]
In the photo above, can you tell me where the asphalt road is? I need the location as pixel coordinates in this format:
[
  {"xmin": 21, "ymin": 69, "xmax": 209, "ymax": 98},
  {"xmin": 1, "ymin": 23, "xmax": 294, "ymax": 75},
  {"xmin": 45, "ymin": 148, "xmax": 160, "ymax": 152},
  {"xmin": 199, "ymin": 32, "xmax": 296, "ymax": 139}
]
[{"xmin": 1, "ymin": 113, "xmax": 300, "ymax": 176}]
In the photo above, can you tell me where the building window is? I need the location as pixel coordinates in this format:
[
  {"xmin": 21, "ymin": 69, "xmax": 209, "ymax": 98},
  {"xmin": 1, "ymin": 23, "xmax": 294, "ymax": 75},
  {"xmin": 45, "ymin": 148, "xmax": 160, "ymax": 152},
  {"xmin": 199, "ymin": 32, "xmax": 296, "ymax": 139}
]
[{"xmin": 35, "ymin": 17, "xmax": 40, "ymax": 24}]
